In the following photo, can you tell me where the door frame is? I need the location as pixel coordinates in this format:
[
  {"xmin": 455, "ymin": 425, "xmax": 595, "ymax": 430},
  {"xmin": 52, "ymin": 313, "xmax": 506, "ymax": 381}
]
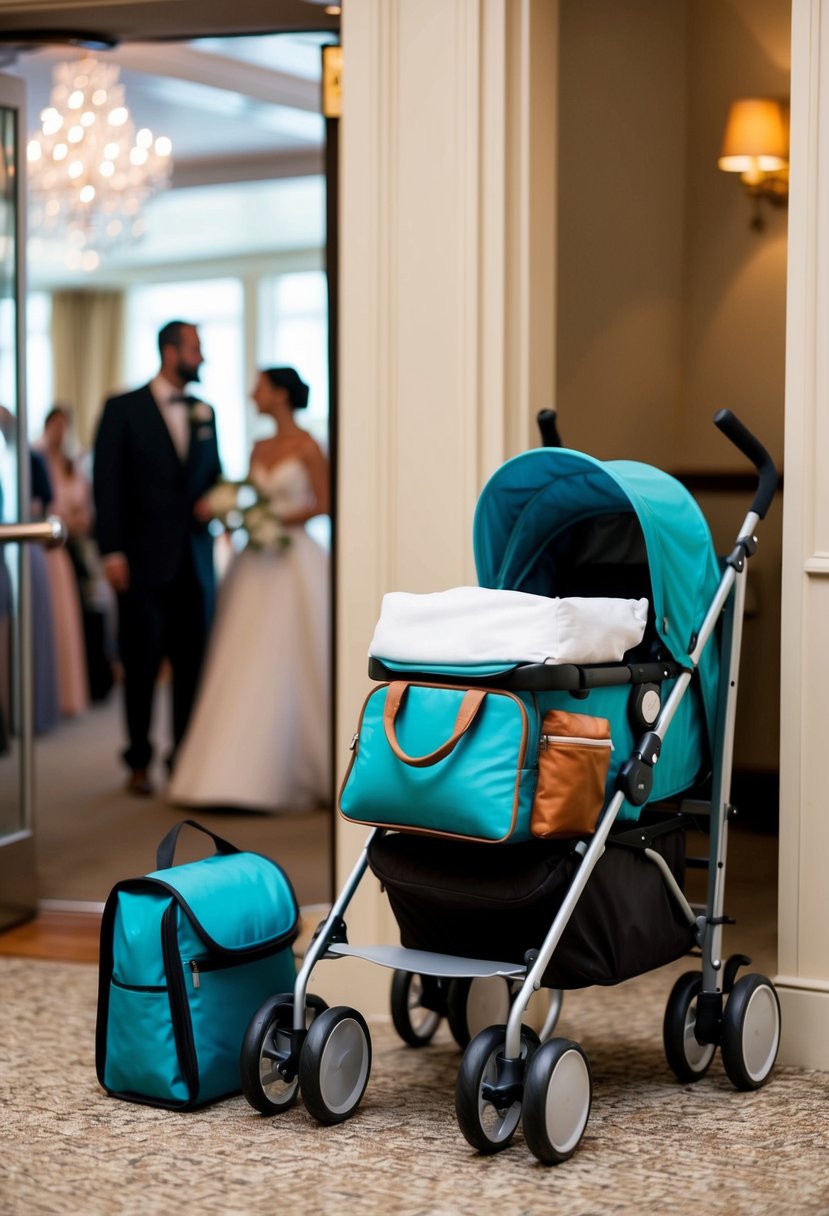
[
  {"xmin": 2, "ymin": 26, "xmax": 341, "ymax": 915},
  {"xmin": 0, "ymin": 68, "xmax": 36, "ymax": 931}
]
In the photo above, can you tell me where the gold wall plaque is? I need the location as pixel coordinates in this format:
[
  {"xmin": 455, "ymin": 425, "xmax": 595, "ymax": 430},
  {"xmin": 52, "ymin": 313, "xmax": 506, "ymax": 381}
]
[{"xmin": 322, "ymin": 44, "xmax": 343, "ymax": 120}]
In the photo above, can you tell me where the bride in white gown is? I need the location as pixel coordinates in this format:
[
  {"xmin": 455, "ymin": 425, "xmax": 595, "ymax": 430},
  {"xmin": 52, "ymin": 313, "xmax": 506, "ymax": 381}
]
[{"xmin": 168, "ymin": 367, "xmax": 330, "ymax": 812}]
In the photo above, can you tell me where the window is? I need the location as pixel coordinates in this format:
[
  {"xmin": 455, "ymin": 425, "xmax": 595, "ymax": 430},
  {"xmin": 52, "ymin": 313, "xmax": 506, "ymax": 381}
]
[
  {"xmin": 26, "ymin": 292, "xmax": 53, "ymax": 441},
  {"xmin": 257, "ymin": 269, "xmax": 330, "ymax": 547},
  {"xmin": 257, "ymin": 271, "xmax": 329, "ymax": 446},
  {"xmin": 0, "ymin": 292, "xmax": 52, "ymax": 444},
  {"xmin": 124, "ymin": 280, "xmax": 247, "ymax": 479},
  {"xmin": 123, "ymin": 270, "xmax": 330, "ymax": 551}
]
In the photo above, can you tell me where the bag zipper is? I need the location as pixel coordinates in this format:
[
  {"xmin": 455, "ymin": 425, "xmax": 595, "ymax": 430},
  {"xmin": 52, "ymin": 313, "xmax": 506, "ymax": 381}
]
[
  {"xmin": 540, "ymin": 734, "xmax": 614, "ymax": 751},
  {"xmin": 529, "ymin": 694, "xmax": 541, "ymax": 768},
  {"xmin": 162, "ymin": 902, "xmax": 200, "ymax": 1103},
  {"xmin": 111, "ymin": 975, "xmax": 167, "ymax": 994},
  {"xmin": 186, "ymin": 938, "xmax": 293, "ymax": 989}
]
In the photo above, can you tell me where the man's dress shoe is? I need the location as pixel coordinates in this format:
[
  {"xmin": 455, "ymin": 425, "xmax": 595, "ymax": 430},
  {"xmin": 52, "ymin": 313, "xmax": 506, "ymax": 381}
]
[{"xmin": 126, "ymin": 769, "xmax": 153, "ymax": 797}]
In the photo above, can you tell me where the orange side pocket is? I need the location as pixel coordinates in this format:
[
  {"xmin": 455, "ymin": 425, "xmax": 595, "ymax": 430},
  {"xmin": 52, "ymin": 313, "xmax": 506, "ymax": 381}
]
[{"xmin": 530, "ymin": 710, "xmax": 612, "ymax": 838}]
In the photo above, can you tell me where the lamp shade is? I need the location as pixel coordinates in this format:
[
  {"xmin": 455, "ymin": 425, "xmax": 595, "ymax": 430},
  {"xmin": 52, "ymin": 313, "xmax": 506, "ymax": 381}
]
[{"xmin": 718, "ymin": 98, "xmax": 788, "ymax": 176}]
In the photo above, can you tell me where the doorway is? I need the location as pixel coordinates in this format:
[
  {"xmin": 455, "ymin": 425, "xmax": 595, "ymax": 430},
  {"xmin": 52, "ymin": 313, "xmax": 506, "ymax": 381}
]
[{"xmin": 5, "ymin": 24, "xmax": 339, "ymax": 909}]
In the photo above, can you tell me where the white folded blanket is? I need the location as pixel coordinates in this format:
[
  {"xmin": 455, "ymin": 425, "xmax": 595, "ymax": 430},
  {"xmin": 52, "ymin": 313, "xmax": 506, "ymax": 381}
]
[{"xmin": 369, "ymin": 587, "xmax": 649, "ymax": 666}]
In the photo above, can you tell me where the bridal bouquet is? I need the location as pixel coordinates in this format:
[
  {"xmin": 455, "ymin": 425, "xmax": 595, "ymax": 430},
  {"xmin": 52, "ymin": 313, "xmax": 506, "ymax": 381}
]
[{"xmin": 205, "ymin": 480, "xmax": 292, "ymax": 552}]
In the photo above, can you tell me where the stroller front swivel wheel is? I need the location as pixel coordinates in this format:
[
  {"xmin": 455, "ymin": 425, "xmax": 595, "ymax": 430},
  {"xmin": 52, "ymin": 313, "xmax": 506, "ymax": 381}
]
[
  {"xmin": 663, "ymin": 972, "xmax": 717, "ymax": 1083},
  {"xmin": 390, "ymin": 970, "xmax": 445, "ymax": 1047},
  {"xmin": 299, "ymin": 1005, "xmax": 372, "ymax": 1125},
  {"xmin": 240, "ymin": 992, "xmax": 328, "ymax": 1115},
  {"xmin": 455, "ymin": 1023, "xmax": 539, "ymax": 1154},
  {"xmin": 522, "ymin": 1038, "xmax": 592, "ymax": 1165},
  {"xmin": 720, "ymin": 974, "xmax": 781, "ymax": 1091}
]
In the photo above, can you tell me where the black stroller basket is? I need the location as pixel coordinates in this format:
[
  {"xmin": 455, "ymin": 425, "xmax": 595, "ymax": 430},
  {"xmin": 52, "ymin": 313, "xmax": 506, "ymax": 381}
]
[{"xmin": 368, "ymin": 811, "xmax": 692, "ymax": 989}]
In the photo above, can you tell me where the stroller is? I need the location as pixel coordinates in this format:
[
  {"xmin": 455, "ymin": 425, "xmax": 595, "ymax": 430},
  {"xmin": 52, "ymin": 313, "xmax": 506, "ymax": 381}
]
[{"xmin": 239, "ymin": 410, "xmax": 781, "ymax": 1166}]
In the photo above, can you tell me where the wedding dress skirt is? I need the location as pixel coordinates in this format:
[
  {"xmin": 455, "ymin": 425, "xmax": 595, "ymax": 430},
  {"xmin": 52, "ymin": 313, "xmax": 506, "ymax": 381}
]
[{"xmin": 168, "ymin": 458, "xmax": 330, "ymax": 812}]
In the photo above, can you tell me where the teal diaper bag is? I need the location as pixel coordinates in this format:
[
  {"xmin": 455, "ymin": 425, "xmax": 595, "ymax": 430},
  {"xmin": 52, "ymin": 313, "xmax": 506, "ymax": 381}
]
[
  {"xmin": 96, "ymin": 821, "xmax": 299, "ymax": 1110},
  {"xmin": 339, "ymin": 681, "xmax": 540, "ymax": 842}
]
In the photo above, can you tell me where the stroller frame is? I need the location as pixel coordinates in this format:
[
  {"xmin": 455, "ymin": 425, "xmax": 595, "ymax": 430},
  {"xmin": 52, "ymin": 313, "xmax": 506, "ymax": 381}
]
[{"xmin": 241, "ymin": 411, "xmax": 780, "ymax": 1163}]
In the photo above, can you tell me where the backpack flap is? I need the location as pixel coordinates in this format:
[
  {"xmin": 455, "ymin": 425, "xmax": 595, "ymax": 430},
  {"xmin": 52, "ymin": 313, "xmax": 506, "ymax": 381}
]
[{"xmin": 146, "ymin": 851, "xmax": 299, "ymax": 955}]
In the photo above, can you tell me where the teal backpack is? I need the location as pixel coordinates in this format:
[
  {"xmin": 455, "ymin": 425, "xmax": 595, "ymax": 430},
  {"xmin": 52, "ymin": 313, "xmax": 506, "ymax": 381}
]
[{"xmin": 96, "ymin": 821, "xmax": 299, "ymax": 1109}]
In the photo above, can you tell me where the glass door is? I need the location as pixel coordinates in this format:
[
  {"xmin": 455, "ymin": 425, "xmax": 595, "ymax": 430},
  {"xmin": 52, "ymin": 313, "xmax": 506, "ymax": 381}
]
[{"xmin": 0, "ymin": 70, "xmax": 35, "ymax": 930}]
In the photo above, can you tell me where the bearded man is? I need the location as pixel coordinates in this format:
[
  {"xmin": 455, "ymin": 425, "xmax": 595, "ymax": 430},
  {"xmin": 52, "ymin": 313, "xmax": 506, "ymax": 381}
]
[{"xmin": 93, "ymin": 320, "xmax": 222, "ymax": 795}]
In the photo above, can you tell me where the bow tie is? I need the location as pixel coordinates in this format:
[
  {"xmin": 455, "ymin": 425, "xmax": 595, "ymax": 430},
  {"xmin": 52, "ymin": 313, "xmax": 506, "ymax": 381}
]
[{"xmin": 169, "ymin": 393, "xmax": 192, "ymax": 406}]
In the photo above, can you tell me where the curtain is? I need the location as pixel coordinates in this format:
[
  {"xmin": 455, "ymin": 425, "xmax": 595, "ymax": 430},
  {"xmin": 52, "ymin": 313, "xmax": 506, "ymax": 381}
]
[{"xmin": 50, "ymin": 290, "xmax": 125, "ymax": 451}]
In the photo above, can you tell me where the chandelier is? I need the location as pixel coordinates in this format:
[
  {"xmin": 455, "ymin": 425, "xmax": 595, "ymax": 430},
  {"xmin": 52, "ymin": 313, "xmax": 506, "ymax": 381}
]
[{"xmin": 27, "ymin": 55, "xmax": 173, "ymax": 267}]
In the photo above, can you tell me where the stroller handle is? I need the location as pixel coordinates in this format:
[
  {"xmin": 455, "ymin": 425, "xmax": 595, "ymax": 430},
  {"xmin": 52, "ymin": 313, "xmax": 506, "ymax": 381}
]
[
  {"xmin": 713, "ymin": 409, "xmax": 778, "ymax": 520},
  {"xmin": 537, "ymin": 408, "xmax": 562, "ymax": 448}
]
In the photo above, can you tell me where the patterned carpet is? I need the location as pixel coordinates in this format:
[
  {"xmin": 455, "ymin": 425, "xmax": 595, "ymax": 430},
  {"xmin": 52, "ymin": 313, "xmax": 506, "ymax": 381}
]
[{"xmin": 1, "ymin": 955, "xmax": 828, "ymax": 1216}]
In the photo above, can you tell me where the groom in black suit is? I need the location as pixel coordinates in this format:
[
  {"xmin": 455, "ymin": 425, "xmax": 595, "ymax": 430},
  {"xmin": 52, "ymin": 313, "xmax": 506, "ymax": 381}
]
[{"xmin": 93, "ymin": 320, "xmax": 222, "ymax": 795}]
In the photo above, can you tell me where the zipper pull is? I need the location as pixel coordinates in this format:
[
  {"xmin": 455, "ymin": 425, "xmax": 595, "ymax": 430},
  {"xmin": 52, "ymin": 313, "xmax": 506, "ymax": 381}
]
[
  {"xmin": 350, "ymin": 732, "xmax": 359, "ymax": 751},
  {"xmin": 189, "ymin": 960, "xmax": 201, "ymax": 989}
]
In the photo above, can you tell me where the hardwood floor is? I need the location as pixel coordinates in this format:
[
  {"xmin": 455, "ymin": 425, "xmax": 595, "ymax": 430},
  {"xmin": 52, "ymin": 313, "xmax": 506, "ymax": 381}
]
[
  {"xmin": 32, "ymin": 694, "xmax": 333, "ymax": 906},
  {"xmin": 0, "ymin": 910, "xmax": 101, "ymax": 963},
  {"xmin": 0, "ymin": 825, "xmax": 777, "ymax": 972}
]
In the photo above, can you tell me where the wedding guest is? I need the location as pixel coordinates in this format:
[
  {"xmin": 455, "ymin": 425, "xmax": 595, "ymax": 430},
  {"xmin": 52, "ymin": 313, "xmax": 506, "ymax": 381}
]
[
  {"xmin": 93, "ymin": 320, "xmax": 222, "ymax": 796},
  {"xmin": 168, "ymin": 366, "xmax": 330, "ymax": 812},
  {"xmin": 0, "ymin": 406, "xmax": 59, "ymax": 733},
  {"xmin": 37, "ymin": 407, "xmax": 89, "ymax": 716},
  {"xmin": 39, "ymin": 406, "xmax": 114, "ymax": 702},
  {"xmin": 29, "ymin": 449, "xmax": 61, "ymax": 734}
]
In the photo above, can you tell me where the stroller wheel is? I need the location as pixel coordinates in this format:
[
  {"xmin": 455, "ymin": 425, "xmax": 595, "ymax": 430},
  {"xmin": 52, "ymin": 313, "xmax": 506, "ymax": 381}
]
[
  {"xmin": 663, "ymin": 972, "xmax": 717, "ymax": 1083},
  {"xmin": 390, "ymin": 970, "xmax": 444, "ymax": 1047},
  {"xmin": 446, "ymin": 976, "xmax": 512, "ymax": 1049},
  {"xmin": 523, "ymin": 1038, "xmax": 592, "ymax": 1165},
  {"xmin": 299, "ymin": 1005, "xmax": 372, "ymax": 1125},
  {"xmin": 721, "ymin": 974, "xmax": 781, "ymax": 1091},
  {"xmin": 240, "ymin": 992, "xmax": 328, "ymax": 1115},
  {"xmin": 455, "ymin": 1024, "xmax": 539, "ymax": 1154}
]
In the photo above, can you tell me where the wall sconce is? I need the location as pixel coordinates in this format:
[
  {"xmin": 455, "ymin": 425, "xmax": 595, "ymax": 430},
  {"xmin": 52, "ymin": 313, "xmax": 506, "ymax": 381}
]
[{"xmin": 718, "ymin": 97, "xmax": 789, "ymax": 230}]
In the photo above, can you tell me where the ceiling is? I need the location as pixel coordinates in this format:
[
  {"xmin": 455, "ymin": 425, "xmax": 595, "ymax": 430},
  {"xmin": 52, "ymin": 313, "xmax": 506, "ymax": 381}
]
[
  {"xmin": 0, "ymin": 0, "xmax": 339, "ymax": 44},
  {"xmin": 1, "ymin": 4, "xmax": 339, "ymax": 286}
]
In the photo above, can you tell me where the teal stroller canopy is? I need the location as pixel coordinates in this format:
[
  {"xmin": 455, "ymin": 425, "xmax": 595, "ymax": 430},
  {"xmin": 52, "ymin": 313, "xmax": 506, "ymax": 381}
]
[{"xmin": 473, "ymin": 448, "xmax": 723, "ymax": 737}]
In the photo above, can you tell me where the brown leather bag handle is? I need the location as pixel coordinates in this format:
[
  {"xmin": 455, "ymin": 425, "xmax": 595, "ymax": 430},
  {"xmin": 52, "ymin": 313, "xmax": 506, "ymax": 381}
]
[{"xmin": 383, "ymin": 681, "xmax": 487, "ymax": 767}]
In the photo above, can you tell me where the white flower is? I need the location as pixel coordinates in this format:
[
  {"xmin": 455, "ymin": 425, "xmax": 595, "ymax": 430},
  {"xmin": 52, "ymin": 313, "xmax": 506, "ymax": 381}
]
[
  {"xmin": 243, "ymin": 504, "xmax": 268, "ymax": 530},
  {"xmin": 205, "ymin": 479, "xmax": 292, "ymax": 552},
  {"xmin": 189, "ymin": 400, "xmax": 213, "ymax": 423},
  {"xmin": 248, "ymin": 514, "xmax": 290, "ymax": 551}
]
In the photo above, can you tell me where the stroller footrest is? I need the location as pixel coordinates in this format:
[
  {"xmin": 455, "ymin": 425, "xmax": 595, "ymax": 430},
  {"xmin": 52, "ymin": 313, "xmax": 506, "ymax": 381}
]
[{"xmin": 326, "ymin": 943, "xmax": 526, "ymax": 980}]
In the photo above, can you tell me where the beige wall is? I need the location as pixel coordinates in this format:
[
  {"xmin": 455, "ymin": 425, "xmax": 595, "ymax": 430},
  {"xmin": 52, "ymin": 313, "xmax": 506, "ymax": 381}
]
[
  {"xmin": 680, "ymin": 0, "xmax": 789, "ymax": 468},
  {"xmin": 556, "ymin": 0, "xmax": 789, "ymax": 773},
  {"xmin": 556, "ymin": 0, "xmax": 688, "ymax": 468},
  {"xmin": 682, "ymin": 0, "xmax": 788, "ymax": 772},
  {"xmin": 557, "ymin": 0, "xmax": 789, "ymax": 465}
]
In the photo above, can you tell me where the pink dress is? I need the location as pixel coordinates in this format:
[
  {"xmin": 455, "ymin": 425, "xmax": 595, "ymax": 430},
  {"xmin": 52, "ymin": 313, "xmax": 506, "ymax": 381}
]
[{"xmin": 42, "ymin": 452, "xmax": 90, "ymax": 717}]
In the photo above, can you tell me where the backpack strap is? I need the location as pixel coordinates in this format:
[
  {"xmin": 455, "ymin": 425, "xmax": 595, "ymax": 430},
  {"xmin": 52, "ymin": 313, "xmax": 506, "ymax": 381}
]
[{"xmin": 156, "ymin": 819, "xmax": 240, "ymax": 871}]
